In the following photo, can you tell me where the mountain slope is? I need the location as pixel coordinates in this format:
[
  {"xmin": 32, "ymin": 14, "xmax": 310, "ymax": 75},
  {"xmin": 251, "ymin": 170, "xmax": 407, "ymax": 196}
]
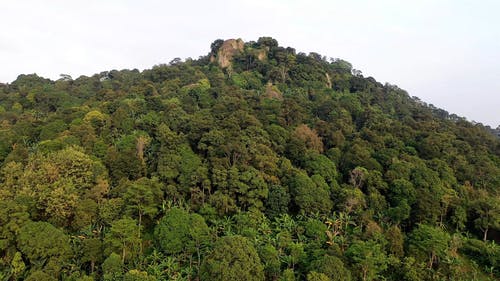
[{"xmin": 0, "ymin": 37, "xmax": 499, "ymax": 280}]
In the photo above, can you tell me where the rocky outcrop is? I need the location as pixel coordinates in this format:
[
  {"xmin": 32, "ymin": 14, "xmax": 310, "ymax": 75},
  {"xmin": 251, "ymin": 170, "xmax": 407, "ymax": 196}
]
[
  {"xmin": 264, "ymin": 82, "xmax": 283, "ymax": 100},
  {"xmin": 325, "ymin": 72, "xmax": 332, "ymax": 88},
  {"xmin": 211, "ymin": 39, "xmax": 244, "ymax": 68},
  {"xmin": 256, "ymin": 48, "xmax": 267, "ymax": 61}
]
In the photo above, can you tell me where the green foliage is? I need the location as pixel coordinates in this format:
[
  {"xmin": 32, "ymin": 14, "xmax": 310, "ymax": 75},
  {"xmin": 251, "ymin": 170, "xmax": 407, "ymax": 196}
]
[
  {"xmin": 409, "ymin": 224, "xmax": 450, "ymax": 268},
  {"xmin": 289, "ymin": 171, "xmax": 333, "ymax": 214},
  {"xmin": 102, "ymin": 253, "xmax": 123, "ymax": 281},
  {"xmin": 17, "ymin": 221, "xmax": 71, "ymax": 265},
  {"xmin": 302, "ymin": 153, "xmax": 338, "ymax": 184},
  {"xmin": 346, "ymin": 240, "xmax": 387, "ymax": 281},
  {"xmin": 25, "ymin": 270, "xmax": 57, "ymax": 281},
  {"xmin": 121, "ymin": 177, "xmax": 163, "ymax": 226},
  {"xmin": 0, "ymin": 198, "xmax": 30, "ymax": 251},
  {"xmin": 265, "ymin": 185, "xmax": 290, "ymax": 219},
  {"xmin": 461, "ymin": 238, "xmax": 500, "ymax": 277},
  {"xmin": 154, "ymin": 207, "xmax": 210, "ymax": 256},
  {"xmin": 471, "ymin": 189, "xmax": 500, "ymax": 241},
  {"xmin": 280, "ymin": 269, "xmax": 296, "ymax": 281},
  {"xmin": 259, "ymin": 244, "xmax": 281, "ymax": 280},
  {"xmin": 1, "ymin": 146, "xmax": 108, "ymax": 227},
  {"xmin": 13, "ymin": 222, "xmax": 68, "ymax": 279},
  {"xmin": 310, "ymin": 255, "xmax": 352, "ymax": 281},
  {"xmin": 0, "ymin": 37, "xmax": 499, "ymax": 280},
  {"xmin": 39, "ymin": 120, "xmax": 67, "ymax": 140},
  {"xmin": 104, "ymin": 218, "xmax": 141, "ymax": 263},
  {"xmin": 306, "ymin": 271, "xmax": 330, "ymax": 281},
  {"xmin": 123, "ymin": 269, "xmax": 156, "ymax": 281},
  {"xmin": 201, "ymin": 235, "xmax": 264, "ymax": 281},
  {"xmin": 11, "ymin": 251, "xmax": 26, "ymax": 278}
]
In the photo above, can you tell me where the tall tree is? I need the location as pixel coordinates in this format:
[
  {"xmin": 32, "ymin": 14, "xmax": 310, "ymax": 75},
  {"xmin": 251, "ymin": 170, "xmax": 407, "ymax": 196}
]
[
  {"xmin": 105, "ymin": 218, "xmax": 141, "ymax": 263},
  {"xmin": 201, "ymin": 235, "xmax": 264, "ymax": 281}
]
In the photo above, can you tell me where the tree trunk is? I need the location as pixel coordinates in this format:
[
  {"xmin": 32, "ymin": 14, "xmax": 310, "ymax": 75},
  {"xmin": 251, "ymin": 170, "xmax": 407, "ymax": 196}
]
[
  {"xmin": 138, "ymin": 210, "xmax": 143, "ymax": 256},
  {"xmin": 122, "ymin": 242, "xmax": 126, "ymax": 263},
  {"xmin": 138, "ymin": 210, "xmax": 142, "ymax": 238},
  {"xmin": 428, "ymin": 252, "xmax": 436, "ymax": 269},
  {"xmin": 483, "ymin": 227, "xmax": 489, "ymax": 241},
  {"xmin": 197, "ymin": 246, "xmax": 202, "ymax": 275},
  {"xmin": 280, "ymin": 66, "xmax": 287, "ymax": 83}
]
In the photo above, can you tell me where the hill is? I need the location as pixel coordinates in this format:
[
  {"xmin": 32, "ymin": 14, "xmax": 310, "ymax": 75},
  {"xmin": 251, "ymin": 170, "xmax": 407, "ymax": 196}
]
[{"xmin": 0, "ymin": 37, "xmax": 499, "ymax": 280}]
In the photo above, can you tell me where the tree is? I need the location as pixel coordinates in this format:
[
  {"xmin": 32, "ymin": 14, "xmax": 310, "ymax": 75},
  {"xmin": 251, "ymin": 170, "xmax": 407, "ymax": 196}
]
[
  {"xmin": 80, "ymin": 238, "xmax": 103, "ymax": 274},
  {"xmin": 385, "ymin": 225, "xmax": 404, "ymax": 257},
  {"xmin": 123, "ymin": 269, "xmax": 156, "ymax": 281},
  {"xmin": 259, "ymin": 244, "xmax": 281, "ymax": 280},
  {"xmin": 234, "ymin": 167, "xmax": 269, "ymax": 211},
  {"xmin": 73, "ymin": 198, "xmax": 99, "ymax": 230},
  {"xmin": 12, "ymin": 146, "xmax": 107, "ymax": 227},
  {"xmin": 154, "ymin": 207, "xmax": 211, "ymax": 271},
  {"xmin": 39, "ymin": 120, "xmax": 67, "ymax": 141},
  {"xmin": 156, "ymin": 124, "xmax": 184, "ymax": 181},
  {"xmin": 397, "ymin": 257, "xmax": 428, "ymax": 281},
  {"xmin": 17, "ymin": 221, "xmax": 71, "ymax": 272},
  {"xmin": 83, "ymin": 110, "xmax": 108, "ymax": 134},
  {"xmin": 257, "ymin": 36, "xmax": 279, "ymax": 48},
  {"xmin": 1, "ymin": 36, "xmax": 500, "ymax": 281},
  {"xmin": 265, "ymin": 185, "xmax": 290, "ymax": 219},
  {"xmin": 289, "ymin": 172, "xmax": 332, "ymax": 214},
  {"xmin": 0, "ymin": 199, "xmax": 30, "ymax": 252},
  {"xmin": 346, "ymin": 240, "xmax": 387, "ymax": 281},
  {"xmin": 121, "ymin": 177, "xmax": 163, "ymax": 229},
  {"xmin": 10, "ymin": 251, "xmax": 26, "ymax": 280},
  {"xmin": 471, "ymin": 190, "xmax": 500, "ymax": 241},
  {"xmin": 105, "ymin": 218, "xmax": 141, "ymax": 263},
  {"xmin": 409, "ymin": 224, "xmax": 450, "ymax": 269},
  {"xmin": 201, "ymin": 235, "xmax": 264, "ymax": 281},
  {"xmin": 102, "ymin": 253, "xmax": 123, "ymax": 281},
  {"xmin": 25, "ymin": 270, "xmax": 57, "ymax": 281},
  {"xmin": 302, "ymin": 152, "xmax": 338, "ymax": 184},
  {"xmin": 210, "ymin": 39, "xmax": 225, "ymax": 54},
  {"xmin": 290, "ymin": 124, "xmax": 324, "ymax": 156},
  {"xmin": 280, "ymin": 269, "xmax": 296, "ymax": 281},
  {"xmin": 387, "ymin": 178, "xmax": 415, "ymax": 224},
  {"xmin": 287, "ymin": 242, "xmax": 306, "ymax": 270},
  {"xmin": 307, "ymin": 272, "xmax": 330, "ymax": 281},
  {"xmin": 74, "ymin": 275, "xmax": 94, "ymax": 281},
  {"xmin": 310, "ymin": 255, "xmax": 351, "ymax": 281}
]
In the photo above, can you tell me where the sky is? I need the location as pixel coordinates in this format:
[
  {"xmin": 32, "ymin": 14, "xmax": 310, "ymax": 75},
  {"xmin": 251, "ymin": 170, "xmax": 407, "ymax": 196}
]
[{"xmin": 1, "ymin": 0, "xmax": 499, "ymax": 126}]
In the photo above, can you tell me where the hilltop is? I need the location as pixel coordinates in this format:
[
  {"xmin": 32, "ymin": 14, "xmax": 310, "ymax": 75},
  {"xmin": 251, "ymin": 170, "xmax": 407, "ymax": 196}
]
[{"xmin": 0, "ymin": 37, "xmax": 499, "ymax": 280}]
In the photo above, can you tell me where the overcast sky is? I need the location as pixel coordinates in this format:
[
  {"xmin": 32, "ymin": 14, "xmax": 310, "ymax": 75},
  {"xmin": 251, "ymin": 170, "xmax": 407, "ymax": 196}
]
[{"xmin": 1, "ymin": 0, "xmax": 499, "ymax": 126}]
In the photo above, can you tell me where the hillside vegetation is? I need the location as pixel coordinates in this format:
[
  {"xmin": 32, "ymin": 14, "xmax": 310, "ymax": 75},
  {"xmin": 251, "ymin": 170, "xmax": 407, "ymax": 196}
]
[{"xmin": 0, "ymin": 37, "xmax": 499, "ymax": 281}]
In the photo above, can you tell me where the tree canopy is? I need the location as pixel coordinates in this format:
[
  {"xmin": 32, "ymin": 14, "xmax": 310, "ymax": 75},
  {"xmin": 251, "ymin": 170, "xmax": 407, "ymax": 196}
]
[{"xmin": 0, "ymin": 37, "xmax": 499, "ymax": 280}]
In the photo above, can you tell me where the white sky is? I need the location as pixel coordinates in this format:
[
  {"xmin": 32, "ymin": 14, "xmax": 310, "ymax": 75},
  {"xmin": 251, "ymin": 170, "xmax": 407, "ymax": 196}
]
[{"xmin": 1, "ymin": 0, "xmax": 499, "ymax": 126}]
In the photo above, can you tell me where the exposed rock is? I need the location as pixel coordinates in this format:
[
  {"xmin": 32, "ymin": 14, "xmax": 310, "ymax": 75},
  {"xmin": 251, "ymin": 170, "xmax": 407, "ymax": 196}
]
[
  {"xmin": 265, "ymin": 82, "xmax": 283, "ymax": 100},
  {"xmin": 256, "ymin": 48, "xmax": 268, "ymax": 61},
  {"xmin": 325, "ymin": 72, "xmax": 332, "ymax": 88},
  {"xmin": 212, "ymin": 39, "xmax": 244, "ymax": 68}
]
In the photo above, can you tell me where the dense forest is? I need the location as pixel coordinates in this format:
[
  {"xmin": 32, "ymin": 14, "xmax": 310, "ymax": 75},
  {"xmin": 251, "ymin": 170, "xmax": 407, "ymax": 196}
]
[{"xmin": 0, "ymin": 37, "xmax": 499, "ymax": 281}]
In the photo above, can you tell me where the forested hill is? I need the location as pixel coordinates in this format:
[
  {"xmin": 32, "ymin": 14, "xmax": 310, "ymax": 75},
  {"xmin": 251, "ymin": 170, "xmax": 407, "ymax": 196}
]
[{"xmin": 0, "ymin": 37, "xmax": 499, "ymax": 281}]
